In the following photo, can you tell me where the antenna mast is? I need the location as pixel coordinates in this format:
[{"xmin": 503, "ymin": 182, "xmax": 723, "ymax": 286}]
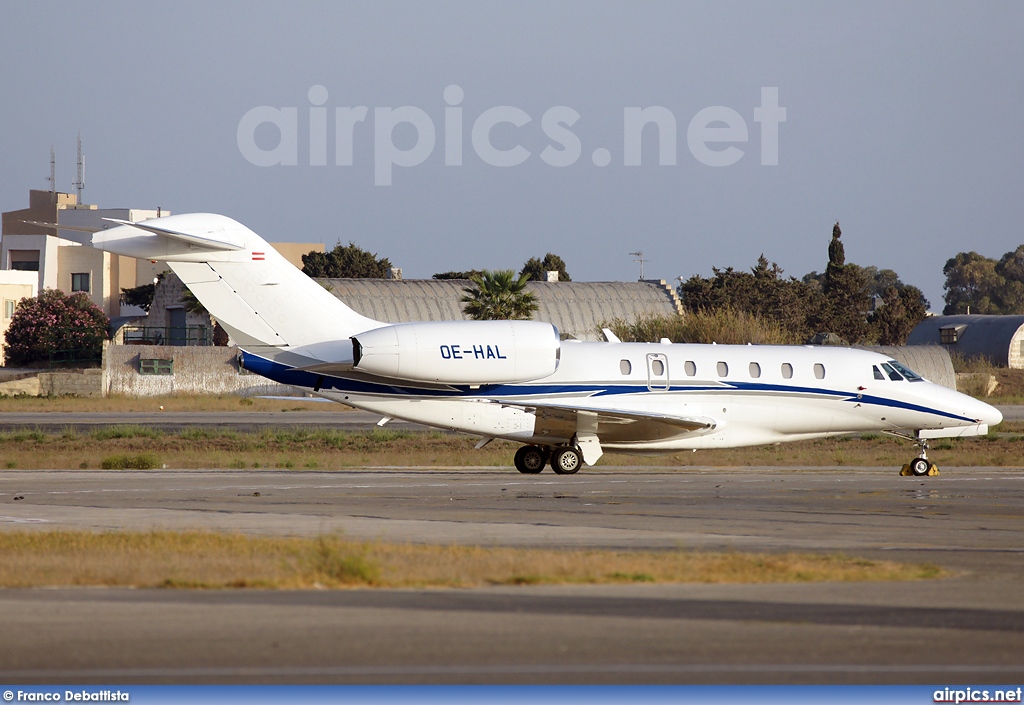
[
  {"xmin": 629, "ymin": 250, "xmax": 648, "ymax": 280},
  {"xmin": 72, "ymin": 132, "xmax": 85, "ymax": 203},
  {"xmin": 46, "ymin": 146, "xmax": 56, "ymax": 201}
]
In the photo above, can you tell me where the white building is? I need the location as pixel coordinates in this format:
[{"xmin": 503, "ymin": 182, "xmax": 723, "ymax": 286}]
[{"xmin": 1, "ymin": 190, "xmax": 169, "ymax": 318}]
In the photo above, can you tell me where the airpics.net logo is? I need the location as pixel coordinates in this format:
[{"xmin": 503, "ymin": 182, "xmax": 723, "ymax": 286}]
[{"xmin": 236, "ymin": 85, "xmax": 786, "ymax": 186}]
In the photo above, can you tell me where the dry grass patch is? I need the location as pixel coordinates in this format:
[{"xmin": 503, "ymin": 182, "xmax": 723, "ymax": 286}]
[
  {"xmin": 0, "ymin": 531, "xmax": 942, "ymax": 589},
  {"xmin": 0, "ymin": 393, "xmax": 349, "ymax": 414},
  {"xmin": 1, "ymin": 425, "xmax": 1022, "ymax": 470}
]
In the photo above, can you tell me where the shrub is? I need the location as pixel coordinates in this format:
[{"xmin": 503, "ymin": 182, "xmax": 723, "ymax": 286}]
[
  {"xmin": 101, "ymin": 453, "xmax": 159, "ymax": 470},
  {"xmin": 603, "ymin": 309, "xmax": 795, "ymax": 345},
  {"xmin": 3, "ymin": 290, "xmax": 109, "ymax": 367}
]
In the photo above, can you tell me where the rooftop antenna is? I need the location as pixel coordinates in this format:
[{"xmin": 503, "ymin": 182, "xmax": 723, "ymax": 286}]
[
  {"xmin": 72, "ymin": 132, "xmax": 85, "ymax": 203},
  {"xmin": 629, "ymin": 250, "xmax": 647, "ymax": 280},
  {"xmin": 46, "ymin": 146, "xmax": 56, "ymax": 201}
]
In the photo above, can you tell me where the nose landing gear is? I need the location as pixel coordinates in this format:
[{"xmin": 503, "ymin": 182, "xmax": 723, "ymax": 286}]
[{"xmin": 896, "ymin": 436, "xmax": 940, "ymax": 477}]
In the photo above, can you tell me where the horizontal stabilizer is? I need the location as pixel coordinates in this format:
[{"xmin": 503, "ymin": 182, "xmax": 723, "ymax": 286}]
[{"xmin": 102, "ymin": 218, "xmax": 245, "ymax": 251}]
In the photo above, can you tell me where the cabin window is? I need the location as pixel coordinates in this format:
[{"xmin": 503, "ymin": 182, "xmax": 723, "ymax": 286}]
[
  {"xmin": 717, "ymin": 361, "xmax": 728, "ymax": 377},
  {"xmin": 881, "ymin": 362, "xmax": 904, "ymax": 381},
  {"xmin": 814, "ymin": 363, "xmax": 826, "ymax": 379},
  {"xmin": 684, "ymin": 360, "xmax": 697, "ymax": 376},
  {"xmin": 651, "ymin": 359, "xmax": 665, "ymax": 376},
  {"xmin": 781, "ymin": 363, "xmax": 793, "ymax": 379},
  {"xmin": 873, "ymin": 365, "xmax": 885, "ymax": 380},
  {"xmin": 748, "ymin": 362, "xmax": 761, "ymax": 378},
  {"xmin": 619, "ymin": 359, "xmax": 631, "ymax": 375}
]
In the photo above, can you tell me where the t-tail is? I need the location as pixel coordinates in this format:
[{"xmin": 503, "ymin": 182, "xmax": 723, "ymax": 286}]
[{"xmin": 80, "ymin": 213, "xmax": 382, "ymax": 361}]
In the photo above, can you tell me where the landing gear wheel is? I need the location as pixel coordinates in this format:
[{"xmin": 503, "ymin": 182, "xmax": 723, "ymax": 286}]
[
  {"xmin": 551, "ymin": 446, "xmax": 582, "ymax": 475},
  {"xmin": 909, "ymin": 457, "xmax": 931, "ymax": 476},
  {"xmin": 514, "ymin": 446, "xmax": 547, "ymax": 474}
]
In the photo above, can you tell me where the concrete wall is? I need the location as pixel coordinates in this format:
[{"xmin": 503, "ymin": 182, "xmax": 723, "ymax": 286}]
[{"xmin": 104, "ymin": 344, "xmax": 296, "ymax": 397}]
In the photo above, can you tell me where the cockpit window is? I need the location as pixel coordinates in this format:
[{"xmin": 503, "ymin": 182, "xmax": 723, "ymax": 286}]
[
  {"xmin": 873, "ymin": 365, "xmax": 885, "ymax": 380},
  {"xmin": 888, "ymin": 360, "xmax": 923, "ymax": 382},
  {"xmin": 880, "ymin": 362, "xmax": 903, "ymax": 381}
]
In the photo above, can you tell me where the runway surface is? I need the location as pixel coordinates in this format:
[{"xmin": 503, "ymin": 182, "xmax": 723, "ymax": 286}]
[{"xmin": 1, "ymin": 466, "xmax": 1023, "ymax": 684}]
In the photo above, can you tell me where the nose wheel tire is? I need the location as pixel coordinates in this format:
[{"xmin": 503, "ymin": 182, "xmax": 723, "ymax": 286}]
[
  {"xmin": 514, "ymin": 445, "xmax": 547, "ymax": 474},
  {"xmin": 551, "ymin": 446, "xmax": 582, "ymax": 475},
  {"xmin": 909, "ymin": 457, "xmax": 931, "ymax": 476}
]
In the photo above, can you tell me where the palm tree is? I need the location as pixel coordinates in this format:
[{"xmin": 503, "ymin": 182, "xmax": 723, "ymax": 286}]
[{"xmin": 461, "ymin": 269, "xmax": 538, "ymax": 320}]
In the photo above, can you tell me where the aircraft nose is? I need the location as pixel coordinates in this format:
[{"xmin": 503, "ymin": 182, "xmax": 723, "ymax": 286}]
[
  {"xmin": 967, "ymin": 396, "xmax": 1003, "ymax": 427},
  {"xmin": 979, "ymin": 400, "xmax": 1003, "ymax": 427}
]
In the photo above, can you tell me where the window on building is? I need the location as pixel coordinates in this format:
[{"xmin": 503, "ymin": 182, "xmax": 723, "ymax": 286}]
[
  {"xmin": 3, "ymin": 300, "xmax": 14, "ymax": 320},
  {"xmin": 139, "ymin": 358, "xmax": 173, "ymax": 375},
  {"xmin": 71, "ymin": 273, "xmax": 91, "ymax": 293},
  {"xmin": 814, "ymin": 363, "xmax": 826, "ymax": 379},
  {"xmin": 717, "ymin": 361, "xmax": 729, "ymax": 377},
  {"xmin": 940, "ymin": 325, "xmax": 966, "ymax": 345},
  {"xmin": 619, "ymin": 359, "xmax": 631, "ymax": 375},
  {"xmin": 9, "ymin": 250, "xmax": 40, "ymax": 272},
  {"xmin": 781, "ymin": 362, "xmax": 793, "ymax": 379},
  {"xmin": 748, "ymin": 362, "xmax": 761, "ymax": 378}
]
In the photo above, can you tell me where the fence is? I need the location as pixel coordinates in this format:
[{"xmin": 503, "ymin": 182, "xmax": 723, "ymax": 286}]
[{"xmin": 121, "ymin": 325, "xmax": 212, "ymax": 347}]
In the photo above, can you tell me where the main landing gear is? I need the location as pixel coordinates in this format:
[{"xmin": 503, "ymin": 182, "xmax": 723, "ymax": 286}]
[{"xmin": 513, "ymin": 445, "xmax": 583, "ymax": 475}]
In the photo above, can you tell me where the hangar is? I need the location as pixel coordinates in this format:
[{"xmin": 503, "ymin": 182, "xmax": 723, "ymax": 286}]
[{"xmin": 908, "ymin": 315, "xmax": 1024, "ymax": 369}]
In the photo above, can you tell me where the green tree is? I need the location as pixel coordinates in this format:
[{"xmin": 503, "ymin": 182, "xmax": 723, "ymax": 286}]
[
  {"xmin": 678, "ymin": 255, "xmax": 822, "ymax": 341},
  {"xmin": 868, "ymin": 285, "xmax": 927, "ymax": 345},
  {"xmin": 828, "ymin": 221, "xmax": 845, "ymax": 266},
  {"xmin": 302, "ymin": 243, "xmax": 391, "ymax": 278},
  {"xmin": 942, "ymin": 251, "xmax": 1004, "ymax": 314},
  {"xmin": 3, "ymin": 290, "xmax": 108, "ymax": 366},
  {"xmin": 818, "ymin": 222, "xmax": 871, "ymax": 343},
  {"xmin": 520, "ymin": 253, "xmax": 571, "ymax": 282},
  {"xmin": 942, "ymin": 245, "xmax": 1024, "ymax": 314},
  {"xmin": 432, "ymin": 270, "xmax": 485, "ymax": 280},
  {"xmin": 119, "ymin": 283, "xmax": 155, "ymax": 312},
  {"xmin": 461, "ymin": 270, "xmax": 538, "ymax": 320}
]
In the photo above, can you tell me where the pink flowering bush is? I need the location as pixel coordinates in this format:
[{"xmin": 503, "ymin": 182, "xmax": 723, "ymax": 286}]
[{"xmin": 3, "ymin": 289, "xmax": 109, "ymax": 367}]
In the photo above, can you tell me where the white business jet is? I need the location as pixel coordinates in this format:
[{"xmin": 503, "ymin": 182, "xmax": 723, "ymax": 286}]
[{"xmin": 52, "ymin": 213, "xmax": 1002, "ymax": 476}]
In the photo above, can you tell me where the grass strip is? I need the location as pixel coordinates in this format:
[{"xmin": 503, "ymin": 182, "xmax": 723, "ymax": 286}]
[
  {"xmin": 0, "ymin": 531, "xmax": 942, "ymax": 589},
  {"xmin": 1, "ymin": 424, "xmax": 1023, "ymax": 469}
]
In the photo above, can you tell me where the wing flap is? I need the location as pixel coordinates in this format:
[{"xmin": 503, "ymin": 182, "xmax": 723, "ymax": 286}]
[{"xmin": 510, "ymin": 400, "xmax": 717, "ymax": 433}]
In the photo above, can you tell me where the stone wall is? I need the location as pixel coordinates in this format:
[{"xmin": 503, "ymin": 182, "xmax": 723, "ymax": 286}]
[{"xmin": 104, "ymin": 344, "xmax": 297, "ymax": 397}]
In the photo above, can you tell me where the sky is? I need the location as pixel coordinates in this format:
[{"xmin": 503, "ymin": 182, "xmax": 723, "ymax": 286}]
[{"xmin": 2, "ymin": 1, "xmax": 1022, "ymax": 310}]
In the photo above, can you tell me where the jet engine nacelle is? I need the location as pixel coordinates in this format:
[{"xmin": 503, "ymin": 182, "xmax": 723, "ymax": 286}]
[{"xmin": 352, "ymin": 320, "xmax": 560, "ymax": 384}]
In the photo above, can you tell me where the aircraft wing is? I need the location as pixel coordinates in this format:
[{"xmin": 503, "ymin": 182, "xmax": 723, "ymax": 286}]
[{"xmin": 497, "ymin": 399, "xmax": 716, "ymax": 434}]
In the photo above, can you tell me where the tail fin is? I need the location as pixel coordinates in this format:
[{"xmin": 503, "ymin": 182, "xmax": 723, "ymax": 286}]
[{"xmin": 91, "ymin": 213, "xmax": 381, "ymax": 347}]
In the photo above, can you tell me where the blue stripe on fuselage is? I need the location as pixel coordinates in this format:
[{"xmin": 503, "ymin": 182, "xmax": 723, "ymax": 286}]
[{"xmin": 240, "ymin": 352, "xmax": 973, "ymax": 423}]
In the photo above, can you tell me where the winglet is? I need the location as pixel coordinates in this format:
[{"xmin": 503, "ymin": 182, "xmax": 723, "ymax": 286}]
[{"xmin": 602, "ymin": 328, "xmax": 621, "ymax": 343}]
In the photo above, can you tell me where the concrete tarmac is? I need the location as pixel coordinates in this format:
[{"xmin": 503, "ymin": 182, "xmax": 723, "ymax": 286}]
[{"xmin": 1, "ymin": 466, "xmax": 1023, "ymax": 684}]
